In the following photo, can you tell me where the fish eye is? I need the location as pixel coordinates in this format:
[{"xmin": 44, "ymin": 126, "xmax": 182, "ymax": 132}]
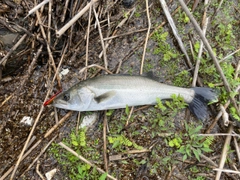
[{"xmin": 63, "ymin": 93, "xmax": 70, "ymax": 101}]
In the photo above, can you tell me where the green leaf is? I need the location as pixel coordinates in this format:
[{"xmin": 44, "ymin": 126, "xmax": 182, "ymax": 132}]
[
  {"xmin": 177, "ymin": 146, "xmax": 185, "ymax": 154},
  {"xmin": 186, "ymin": 145, "xmax": 191, "ymax": 157},
  {"xmin": 189, "ymin": 125, "xmax": 202, "ymax": 136},
  {"xmin": 106, "ymin": 110, "xmax": 114, "ymax": 116},
  {"xmin": 193, "ymin": 148, "xmax": 201, "ymax": 161},
  {"xmin": 77, "ymin": 165, "xmax": 83, "ymax": 174},
  {"xmin": 169, "ymin": 140, "xmax": 175, "ymax": 147},
  {"xmin": 72, "ymin": 141, "xmax": 79, "ymax": 146},
  {"xmin": 183, "ymin": 154, "xmax": 187, "ymax": 161},
  {"xmin": 82, "ymin": 164, "xmax": 91, "ymax": 171},
  {"xmin": 139, "ymin": 159, "xmax": 147, "ymax": 164},
  {"xmin": 121, "ymin": 160, "xmax": 128, "ymax": 164},
  {"xmin": 201, "ymin": 147, "xmax": 213, "ymax": 153},
  {"xmin": 125, "ymin": 105, "xmax": 130, "ymax": 116},
  {"xmin": 99, "ymin": 172, "xmax": 108, "ymax": 180},
  {"xmin": 112, "ymin": 140, "xmax": 120, "ymax": 149},
  {"xmin": 208, "ymin": 83, "xmax": 215, "ymax": 88},
  {"xmin": 194, "ymin": 41, "xmax": 200, "ymax": 52},
  {"xmin": 108, "ymin": 137, "xmax": 114, "ymax": 143}
]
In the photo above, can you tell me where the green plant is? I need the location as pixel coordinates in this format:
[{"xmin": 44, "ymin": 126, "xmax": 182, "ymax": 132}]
[
  {"xmin": 152, "ymin": 28, "xmax": 179, "ymax": 61},
  {"xmin": 70, "ymin": 128, "xmax": 87, "ymax": 147},
  {"xmin": 135, "ymin": 11, "xmax": 141, "ymax": 18},
  {"xmin": 108, "ymin": 134, "xmax": 143, "ymax": 150},
  {"xmin": 143, "ymin": 59, "xmax": 154, "ymax": 72},
  {"xmin": 176, "ymin": 11, "xmax": 190, "ymax": 24},
  {"xmin": 169, "ymin": 136, "xmax": 182, "ymax": 148},
  {"xmin": 173, "ymin": 70, "xmax": 192, "ymax": 87},
  {"xmin": 175, "ymin": 123, "xmax": 213, "ymax": 161},
  {"xmin": 49, "ymin": 129, "xmax": 105, "ymax": 179},
  {"xmin": 191, "ymin": 176, "xmax": 206, "ymax": 180},
  {"xmin": 155, "ymin": 94, "xmax": 187, "ymax": 115}
]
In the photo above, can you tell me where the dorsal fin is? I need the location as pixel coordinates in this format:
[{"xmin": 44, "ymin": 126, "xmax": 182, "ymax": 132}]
[{"xmin": 144, "ymin": 71, "xmax": 160, "ymax": 82}]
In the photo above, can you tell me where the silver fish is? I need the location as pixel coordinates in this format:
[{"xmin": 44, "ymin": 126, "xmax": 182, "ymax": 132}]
[{"xmin": 45, "ymin": 73, "xmax": 217, "ymax": 120}]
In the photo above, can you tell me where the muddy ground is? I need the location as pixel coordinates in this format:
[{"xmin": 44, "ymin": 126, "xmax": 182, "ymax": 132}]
[{"xmin": 0, "ymin": 0, "xmax": 240, "ymax": 179}]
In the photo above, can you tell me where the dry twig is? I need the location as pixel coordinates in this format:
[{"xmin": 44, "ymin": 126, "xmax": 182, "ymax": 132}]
[
  {"xmin": 233, "ymin": 137, "xmax": 240, "ymax": 164},
  {"xmin": 214, "ymin": 168, "xmax": 240, "ymax": 175},
  {"xmin": 0, "ymin": 34, "xmax": 27, "ymax": 66},
  {"xmin": 21, "ymin": 136, "xmax": 57, "ymax": 177},
  {"xmin": 36, "ymin": 161, "xmax": 46, "ymax": 180},
  {"xmin": 103, "ymin": 28, "xmax": 149, "ymax": 41},
  {"xmin": 35, "ymin": 7, "xmax": 61, "ymax": 88},
  {"xmin": 125, "ymin": 106, "xmax": 134, "ymax": 127},
  {"xmin": 85, "ymin": 2, "xmax": 92, "ymax": 79},
  {"xmin": 190, "ymin": 147, "xmax": 217, "ymax": 167},
  {"xmin": 79, "ymin": 64, "xmax": 113, "ymax": 75},
  {"xmin": 58, "ymin": 142, "xmax": 117, "ymax": 180},
  {"xmin": 99, "ymin": 8, "xmax": 135, "ymax": 59},
  {"xmin": 56, "ymin": 0, "xmax": 98, "ymax": 37},
  {"xmin": 93, "ymin": 5, "xmax": 108, "ymax": 70},
  {"xmin": 25, "ymin": 0, "xmax": 49, "ymax": 18},
  {"xmin": 159, "ymin": 0, "xmax": 192, "ymax": 70},
  {"xmin": 61, "ymin": 0, "xmax": 70, "ymax": 22},
  {"xmin": 192, "ymin": 0, "xmax": 209, "ymax": 87},
  {"xmin": 215, "ymin": 125, "xmax": 233, "ymax": 180},
  {"xmin": 103, "ymin": 112, "xmax": 108, "ymax": 172},
  {"xmin": 140, "ymin": 0, "xmax": 151, "ymax": 75}
]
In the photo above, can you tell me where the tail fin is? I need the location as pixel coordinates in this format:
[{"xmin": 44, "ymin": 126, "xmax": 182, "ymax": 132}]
[{"xmin": 188, "ymin": 87, "xmax": 218, "ymax": 120}]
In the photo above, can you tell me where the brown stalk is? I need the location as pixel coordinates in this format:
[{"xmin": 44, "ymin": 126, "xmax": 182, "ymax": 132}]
[
  {"xmin": 93, "ymin": 5, "xmax": 108, "ymax": 70},
  {"xmin": 215, "ymin": 125, "xmax": 233, "ymax": 180},
  {"xmin": 56, "ymin": 0, "xmax": 98, "ymax": 37},
  {"xmin": 140, "ymin": 0, "xmax": 151, "ymax": 75},
  {"xmin": 21, "ymin": 136, "xmax": 57, "ymax": 177},
  {"xmin": 58, "ymin": 142, "xmax": 117, "ymax": 180},
  {"xmin": 192, "ymin": 0, "xmax": 209, "ymax": 87},
  {"xmin": 103, "ymin": 112, "xmax": 108, "ymax": 173}
]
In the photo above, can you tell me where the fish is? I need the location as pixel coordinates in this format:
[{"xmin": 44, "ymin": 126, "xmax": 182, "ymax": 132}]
[{"xmin": 44, "ymin": 73, "xmax": 218, "ymax": 120}]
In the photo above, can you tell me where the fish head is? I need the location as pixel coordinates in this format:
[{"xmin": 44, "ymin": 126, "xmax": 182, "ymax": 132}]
[
  {"xmin": 53, "ymin": 90, "xmax": 80, "ymax": 110},
  {"xmin": 44, "ymin": 88, "xmax": 84, "ymax": 111},
  {"xmin": 44, "ymin": 86, "xmax": 95, "ymax": 111}
]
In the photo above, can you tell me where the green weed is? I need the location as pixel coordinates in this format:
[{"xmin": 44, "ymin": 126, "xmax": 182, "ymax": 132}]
[
  {"xmin": 49, "ymin": 128, "xmax": 105, "ymax": 180},
  {"xmin": 108, "ymin": 134, "xmax": 143, "ymax": 150},
  {"xmin": 173, "ymin": 123, "xmax": 213, "ymax": 161},
  {"xmin": 152, "ymin": 28, "xmax": 179, "ymax": 61}
]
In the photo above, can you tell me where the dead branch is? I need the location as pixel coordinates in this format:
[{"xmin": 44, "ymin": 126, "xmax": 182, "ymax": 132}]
[{"xmin": 140, "ymin": 0, "xmax": 151, "ymax": 75}]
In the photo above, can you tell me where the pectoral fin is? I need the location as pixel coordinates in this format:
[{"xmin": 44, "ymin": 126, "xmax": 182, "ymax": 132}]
[{"xmin": 94, "ymin": 91, "xmax": 116, "ymax": 103}]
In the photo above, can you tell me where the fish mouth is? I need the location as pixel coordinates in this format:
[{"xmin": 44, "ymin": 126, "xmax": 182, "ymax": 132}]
[{"xmin": 43, "ymin": 90, "xmax": 62, "ymax": 106}]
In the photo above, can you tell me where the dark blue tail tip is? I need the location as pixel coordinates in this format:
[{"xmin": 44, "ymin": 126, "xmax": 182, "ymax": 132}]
[{"xmin": 189, "ymin": 87, "xmax": 218, "ymax": 120}]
